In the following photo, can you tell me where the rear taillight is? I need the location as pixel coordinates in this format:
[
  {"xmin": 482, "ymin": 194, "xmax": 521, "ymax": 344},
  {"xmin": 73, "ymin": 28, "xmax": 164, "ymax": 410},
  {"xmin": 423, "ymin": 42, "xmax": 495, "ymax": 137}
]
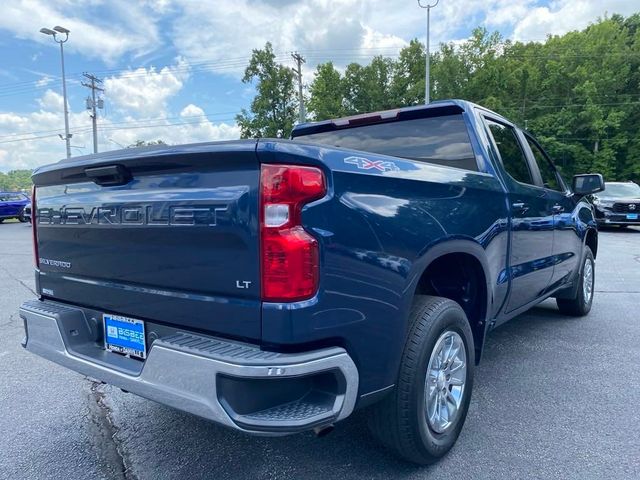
[
  {"xmin": 31, "ymin": 185, "xmax": 38, "ymax": 267},
  {"xmin": 260, "ymin": 164, "xmax": 326, "ymax": 302}
]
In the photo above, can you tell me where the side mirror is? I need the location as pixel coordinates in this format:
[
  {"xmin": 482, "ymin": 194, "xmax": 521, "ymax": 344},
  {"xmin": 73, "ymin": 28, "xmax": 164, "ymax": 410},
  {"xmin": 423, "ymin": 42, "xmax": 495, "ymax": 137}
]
[{"xmin": 572, "ymin": 173, "xmax": 604, "ymax": 196}]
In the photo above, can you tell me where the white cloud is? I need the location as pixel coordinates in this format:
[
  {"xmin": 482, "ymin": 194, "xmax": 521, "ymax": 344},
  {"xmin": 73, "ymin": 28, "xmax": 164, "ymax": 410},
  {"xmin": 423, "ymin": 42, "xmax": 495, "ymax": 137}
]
[
  {"xmin": 0, "ymin": 84, "xmax": 240, "ymax": 172},
  {"xmin": 362, "ymin": 26, "xmax": 407, "ymax": 51},
  {"xmin": 104, "ymin": 58, "xmax": 190, "ymax": 117},
  {"xmin": 35, "ymin": 75, "xmax": 53, "ymax": 87},
  {"xmin": 0, "ymin": 0, "xmax": 161, "ymax": 64},
  {"xmin": 37, "ymin": 89, "xmax": 64, "ymax": 111},
  {"xmin": 105, "ymin": 117, "xmax": 240, "ymax": 150},
  {"xmin": 510, "ymin": 0, "xmax": 640, "ymax": 42},
  {"xmin": 180, "ymin": 103, "xmax": 204, "ymax": 118},
  {"xmin": 169, "ymin": 0, "xmax": 413, "ymax": 75}
]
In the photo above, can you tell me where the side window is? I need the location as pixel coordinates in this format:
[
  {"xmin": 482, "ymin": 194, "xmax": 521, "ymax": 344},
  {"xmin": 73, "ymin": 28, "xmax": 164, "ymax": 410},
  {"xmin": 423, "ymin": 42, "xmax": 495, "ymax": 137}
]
[
  {"xmin": 485, "ymin": 119, "xmax": 533, "ymax": 185},
  {"xmin": 525, "ymin": 136, "xmax": 562, "ymax": 191}
]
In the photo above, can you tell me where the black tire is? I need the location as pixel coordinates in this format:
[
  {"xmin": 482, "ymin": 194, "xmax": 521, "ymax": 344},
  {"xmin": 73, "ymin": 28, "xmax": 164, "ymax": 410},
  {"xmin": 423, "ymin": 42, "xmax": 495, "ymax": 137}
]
[
  {"xmin": 556, "ymin": 247, "xmax": 595, "ymax": 316},
  {"xmin": 18, "ymin": 214, "xmax": 27, "ymax": 223},
  {"xmin": 368, "ymin": 295, "xmax": 475, "ymax": 465},
  {"xmin": 0, "ymin": 219, "xmax": 4, "ymax": 224}
]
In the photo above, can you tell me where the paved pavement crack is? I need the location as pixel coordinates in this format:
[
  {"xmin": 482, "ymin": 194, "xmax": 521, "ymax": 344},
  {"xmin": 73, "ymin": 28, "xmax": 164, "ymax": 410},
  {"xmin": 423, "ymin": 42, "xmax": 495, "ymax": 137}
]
[
  {"xmin": 0, "ymin": 263, "xmax": 36, "ymax": 295},
  {"xmin": 0, "ymin": 313, "xmax": 20, "ymax": 329},
  {"xmin": 87, "ymin": 381, "xmax": 137, "ymax": 480}
]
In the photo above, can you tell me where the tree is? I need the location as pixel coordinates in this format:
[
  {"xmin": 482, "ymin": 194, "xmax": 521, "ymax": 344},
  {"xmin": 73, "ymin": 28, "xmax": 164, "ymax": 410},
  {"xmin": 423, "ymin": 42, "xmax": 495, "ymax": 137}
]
[
  {"xmin": 308, "ymin": 62, "xmax": 345, "ymax": 120},
  {"xmin": 236, "ymin": 42, "xmax": 297, "ymax": 138},
  {"xmin": 249, "ymin": 15, "xmax": 640, "ymax": 183},
  {"xmin": 390, "ymin": 39, "xmax": 426, "ymax": 106},
  {"xmin": 0, "ymin": 170, "xmax": 32, "ymax": 191},
  {"xmin": 127, "ymin": 139, "xmax": 167, "ymax": 148},
  {"xmin": 342, "ymin": 56, "xmax": 395, "ymax": 114}
]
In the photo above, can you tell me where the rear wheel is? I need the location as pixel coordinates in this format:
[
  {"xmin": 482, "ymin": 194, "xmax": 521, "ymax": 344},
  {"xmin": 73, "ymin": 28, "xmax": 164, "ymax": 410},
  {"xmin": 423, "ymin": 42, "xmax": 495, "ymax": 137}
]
[
  {"xmin": 0, "ymin": 218, "xmax": 4, "ymax": 224},
  {"xmin": 18, "ymin": 213, "xmax": 27, "ymax": 223},
  {"xmin": 556, "ymin": 247, "xmax": 594, "ymax": 316},
  {"xmin": 368, "ymin": 296, "xmax": 474, "ymax": 465}
]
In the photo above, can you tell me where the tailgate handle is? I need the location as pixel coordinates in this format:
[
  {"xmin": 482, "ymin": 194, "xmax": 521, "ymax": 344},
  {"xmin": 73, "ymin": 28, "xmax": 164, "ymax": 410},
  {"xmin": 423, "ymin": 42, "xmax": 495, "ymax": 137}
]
[{"xmin": 85, "ymin": 164, "xmax": 132, "ymax": 186}]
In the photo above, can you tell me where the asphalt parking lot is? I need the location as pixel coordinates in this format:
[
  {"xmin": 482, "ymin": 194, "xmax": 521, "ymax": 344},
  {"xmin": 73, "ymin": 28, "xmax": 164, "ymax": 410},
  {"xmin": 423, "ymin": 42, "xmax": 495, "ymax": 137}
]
[{"xmin": 1, "ymin": 220, "xmax": 639, "ymax": 480}]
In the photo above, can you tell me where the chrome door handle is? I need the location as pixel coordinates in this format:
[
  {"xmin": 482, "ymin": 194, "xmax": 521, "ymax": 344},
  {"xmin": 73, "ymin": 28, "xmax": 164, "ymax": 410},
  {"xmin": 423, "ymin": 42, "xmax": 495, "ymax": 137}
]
[
  {"xmin": 512, "ymin": 202, "xmax": 528, "ymax": 211},
  {"xmin": 552, "ymin": 204, "xmax": 564, "ymax": 214}
]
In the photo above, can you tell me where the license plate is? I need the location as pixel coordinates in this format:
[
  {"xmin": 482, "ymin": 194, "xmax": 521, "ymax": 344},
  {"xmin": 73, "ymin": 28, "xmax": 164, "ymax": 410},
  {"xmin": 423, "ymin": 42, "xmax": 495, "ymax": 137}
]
[
  {"xmin": 627, "ymin": 213, "xmax": 638, "ymax": 220},
  {"xmin": 104, "ymin": 314, "xmax": 147, "ymax": 359}
]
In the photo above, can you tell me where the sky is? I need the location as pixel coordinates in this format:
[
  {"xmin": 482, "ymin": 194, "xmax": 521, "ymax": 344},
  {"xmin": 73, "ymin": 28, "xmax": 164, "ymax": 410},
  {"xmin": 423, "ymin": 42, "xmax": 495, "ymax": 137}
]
[{"xmin": 0, "ymin": 0, "xmax": 638, "ymax": 172}]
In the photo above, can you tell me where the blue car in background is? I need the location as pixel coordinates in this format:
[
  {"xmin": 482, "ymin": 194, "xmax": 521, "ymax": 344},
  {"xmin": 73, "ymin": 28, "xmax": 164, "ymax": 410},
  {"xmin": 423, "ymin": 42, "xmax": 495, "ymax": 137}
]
[{"xmin": 0, "ymin": 192, "xmax": 30, "ymax": 223}]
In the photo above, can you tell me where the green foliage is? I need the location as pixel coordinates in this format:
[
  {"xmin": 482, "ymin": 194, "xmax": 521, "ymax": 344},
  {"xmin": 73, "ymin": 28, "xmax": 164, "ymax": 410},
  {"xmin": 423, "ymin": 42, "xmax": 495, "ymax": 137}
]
[
  {"xmin": 127, "ymin": 139, "xmax": 167, "ymax": 148},
  {"xmin": 307, "ymin": 62, "xmax": 345, "ymax": 120},
  {"xmin": 390, "ymin": 39, "xmax": 426, "ymax": 107},
  {"xmin": 0, "ymin": 170, "xmax": 32, "ymax": 191},
  {"xmin": 302, "ymin": 13, "xmax": 640, "ymax": 182},
  {"xmin": 236, "ymin": 42, "xmax": 297, "ymax": 138}
]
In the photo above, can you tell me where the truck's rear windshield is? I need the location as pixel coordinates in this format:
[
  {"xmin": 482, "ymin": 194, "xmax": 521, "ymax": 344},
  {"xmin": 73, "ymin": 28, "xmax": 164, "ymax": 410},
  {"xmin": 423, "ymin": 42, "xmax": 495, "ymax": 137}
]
[{"xmin": 298, "ymin": 114, "xmax": 477, "ymax": 171}]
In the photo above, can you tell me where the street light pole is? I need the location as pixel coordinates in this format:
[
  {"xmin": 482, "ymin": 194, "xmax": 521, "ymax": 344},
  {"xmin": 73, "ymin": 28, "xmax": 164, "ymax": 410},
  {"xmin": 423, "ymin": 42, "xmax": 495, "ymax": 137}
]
[
  {"xmin": 417, "ymin": 0, "xmax": 439, "ymax": 104},
  {"xmin": 40, "ymin": 26, "xmax": 72, "ymax": 159}
]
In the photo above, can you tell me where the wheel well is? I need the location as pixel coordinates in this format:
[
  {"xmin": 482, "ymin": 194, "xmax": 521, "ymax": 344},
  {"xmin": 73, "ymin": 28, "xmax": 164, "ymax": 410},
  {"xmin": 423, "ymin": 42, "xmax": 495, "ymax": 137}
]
[
  {"xmin": 585, "ymin": 229, "xmax": 597, "ymax": 258},
  {"xmin": 415, "ymin": 253, "xmax": 487, "ymax": 364}
]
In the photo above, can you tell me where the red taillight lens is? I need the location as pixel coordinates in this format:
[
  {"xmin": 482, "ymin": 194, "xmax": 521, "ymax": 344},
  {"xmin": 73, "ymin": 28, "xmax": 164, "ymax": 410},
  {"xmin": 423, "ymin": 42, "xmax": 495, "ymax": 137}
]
[
  {"xmin": 260, "ymin": 164, "xmax": 326, "ymax": 302},
  {"xmin": 31, "ymin": 185, "xmax": 38, "ymax": 267}
]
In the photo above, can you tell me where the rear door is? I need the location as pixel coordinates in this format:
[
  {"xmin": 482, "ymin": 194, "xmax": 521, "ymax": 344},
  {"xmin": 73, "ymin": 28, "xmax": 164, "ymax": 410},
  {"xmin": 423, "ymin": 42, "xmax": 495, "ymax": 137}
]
[
  {"xmin": 522, "ymin": 133, "xmax": 580, "ymax": 288},
  {"xmin": 33, "ymin": 141, "xmax": 262, "ymax": 341},
  {"xmin": 483, "ymin": 117, "xmax": 555, "ymax": 313}
]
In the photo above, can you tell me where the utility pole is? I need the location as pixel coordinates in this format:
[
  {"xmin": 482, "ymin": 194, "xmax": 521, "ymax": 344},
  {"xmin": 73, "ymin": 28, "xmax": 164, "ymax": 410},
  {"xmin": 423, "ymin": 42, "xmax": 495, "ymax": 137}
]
[
  {"xmin": 417, "ymin": 0, "xmax": 439, "ymax": 104},
  {"xmin": 81, "ymin": 73, "xmax": 104, "ymax": 154},
  {"xmin": 291, "ymin": 52, "xmax": 306, "ymax": 123},
  {"xmin": 40, "ymin": 25, "xmax": 72, "ymax": 159}
]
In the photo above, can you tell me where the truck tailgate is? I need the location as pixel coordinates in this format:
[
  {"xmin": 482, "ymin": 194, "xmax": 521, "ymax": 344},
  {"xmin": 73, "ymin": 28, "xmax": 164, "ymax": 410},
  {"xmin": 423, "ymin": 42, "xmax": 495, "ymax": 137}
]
[{"xmin": 32, "ymin": 141, "xmax": 261, "ymax": 341}]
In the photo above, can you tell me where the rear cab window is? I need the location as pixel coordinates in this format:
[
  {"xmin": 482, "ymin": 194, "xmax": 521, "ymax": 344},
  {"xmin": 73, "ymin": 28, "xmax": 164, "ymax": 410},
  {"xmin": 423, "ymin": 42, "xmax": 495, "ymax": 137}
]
[{"xmin": 295, "ymin": 114, "xmax": 479, "ymax": 172}]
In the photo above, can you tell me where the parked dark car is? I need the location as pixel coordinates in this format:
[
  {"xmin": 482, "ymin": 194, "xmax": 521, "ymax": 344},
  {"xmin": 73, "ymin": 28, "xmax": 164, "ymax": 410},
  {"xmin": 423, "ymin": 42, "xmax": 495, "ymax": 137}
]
[
  {"xmin": 22, "ymin": 202, "xmax": 32, "ymax": 223},
  {"xmin": 0, "ymin": 191, "xmax": 29, "ymax": 223},
  {"xmin": 592, "ymin": 181, "xmax": 640, "ymax": 227},
  {"xmin": 20, "ymin": 100, "xmax": 604, "ymax": 464}
]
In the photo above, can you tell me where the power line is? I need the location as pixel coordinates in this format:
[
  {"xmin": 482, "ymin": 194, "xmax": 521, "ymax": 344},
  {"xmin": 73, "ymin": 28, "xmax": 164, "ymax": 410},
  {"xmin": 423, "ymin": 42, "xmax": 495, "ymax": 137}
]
[
  {"xmin": 0, "ymin": 115, "xmax": 238, "ymax": 145},
  {"xmin": 1, "ymin": 46, "xmax": 638, "ymax": 95},
  {"xmin": 0, "ymin": 110, "xmax": 239, "ymax": 140}
]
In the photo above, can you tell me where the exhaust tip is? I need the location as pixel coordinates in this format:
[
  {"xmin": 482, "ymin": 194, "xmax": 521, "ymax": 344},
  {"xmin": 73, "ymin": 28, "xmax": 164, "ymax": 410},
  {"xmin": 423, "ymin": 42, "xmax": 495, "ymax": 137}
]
[{"xmin": 313, "ymin": 424, "xmax": 335, "ymax": 438}]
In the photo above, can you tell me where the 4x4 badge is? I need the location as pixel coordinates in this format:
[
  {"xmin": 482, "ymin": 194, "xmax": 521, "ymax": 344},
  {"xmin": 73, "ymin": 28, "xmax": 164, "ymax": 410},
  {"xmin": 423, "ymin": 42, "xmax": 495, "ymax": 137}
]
[{"xmin": 344, "ymin": 156, "xmax": 399, "ymax": 172}]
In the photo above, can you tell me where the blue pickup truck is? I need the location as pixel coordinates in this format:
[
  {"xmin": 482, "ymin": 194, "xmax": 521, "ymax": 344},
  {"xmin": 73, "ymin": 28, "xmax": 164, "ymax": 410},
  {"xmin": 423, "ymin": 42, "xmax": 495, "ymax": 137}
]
[{"xmin": 20, "ymin": 100, "xmax": 604, "ymax": 464}]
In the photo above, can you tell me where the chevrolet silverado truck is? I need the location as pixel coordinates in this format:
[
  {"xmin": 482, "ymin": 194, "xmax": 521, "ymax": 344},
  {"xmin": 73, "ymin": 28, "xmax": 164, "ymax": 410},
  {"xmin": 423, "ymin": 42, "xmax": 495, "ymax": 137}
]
[{"xmin": 20, "ymin": 100, "xmax": 604, "ymax": 464}]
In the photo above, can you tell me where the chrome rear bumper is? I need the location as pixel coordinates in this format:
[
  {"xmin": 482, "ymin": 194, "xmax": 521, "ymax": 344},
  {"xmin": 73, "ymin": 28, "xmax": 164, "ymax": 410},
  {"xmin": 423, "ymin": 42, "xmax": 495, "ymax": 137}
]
[{"xmin": 20, "ymin": 299, "xmax": 359, "ymax": 435}]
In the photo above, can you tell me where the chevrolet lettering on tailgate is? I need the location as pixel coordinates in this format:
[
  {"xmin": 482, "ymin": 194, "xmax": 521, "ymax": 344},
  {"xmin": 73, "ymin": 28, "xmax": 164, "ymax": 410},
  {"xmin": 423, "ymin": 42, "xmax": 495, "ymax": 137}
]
[{"xmin": 37, "ymin": 204, "xmax": 228, "ymax": 226}]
